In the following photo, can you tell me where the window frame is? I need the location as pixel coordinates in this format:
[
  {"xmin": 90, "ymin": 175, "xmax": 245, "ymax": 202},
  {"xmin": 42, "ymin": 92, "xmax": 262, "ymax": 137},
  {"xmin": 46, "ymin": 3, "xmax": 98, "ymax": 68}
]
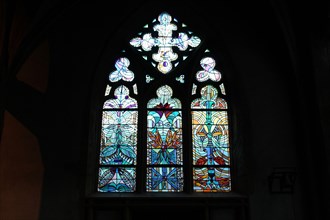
[{"xmin": 85, "ymin": 4, "xmax": 244, "ymax": 199}]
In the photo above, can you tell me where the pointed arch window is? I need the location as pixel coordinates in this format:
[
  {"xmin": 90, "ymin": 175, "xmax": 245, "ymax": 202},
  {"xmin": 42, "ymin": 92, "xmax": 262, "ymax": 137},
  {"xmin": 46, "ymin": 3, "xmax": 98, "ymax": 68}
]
[
  {"xmin": 98, "ymin": 84, "xmax": 138, "ymax": 192},
  {"xmin": 146, "ymin": 85, "xmax": 183, "ymax": 192},
  {"xmin": 96, "ymin": 11, "xmax": 233, "ymax": 193}
]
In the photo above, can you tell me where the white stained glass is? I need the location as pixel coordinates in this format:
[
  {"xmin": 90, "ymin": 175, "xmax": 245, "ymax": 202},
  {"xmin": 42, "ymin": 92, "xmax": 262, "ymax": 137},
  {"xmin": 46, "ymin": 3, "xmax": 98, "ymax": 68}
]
[
  {"xmin": 109, "ymin": 57, "xmax": 135, "ymax": 82},
  {"xmin": 130, "ymin": 12, "xmax": 201, "ymax": 74},
  {"xmin": 196, "ymin": 57, "xmax": 221, "ymax": 82}
]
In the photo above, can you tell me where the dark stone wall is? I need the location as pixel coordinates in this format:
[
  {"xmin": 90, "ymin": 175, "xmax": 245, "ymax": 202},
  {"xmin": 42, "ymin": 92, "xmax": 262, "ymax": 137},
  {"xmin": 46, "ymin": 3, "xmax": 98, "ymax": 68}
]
[{"xmin": 1, "ymin": 1, "xmax": 328, "ymax": 220}]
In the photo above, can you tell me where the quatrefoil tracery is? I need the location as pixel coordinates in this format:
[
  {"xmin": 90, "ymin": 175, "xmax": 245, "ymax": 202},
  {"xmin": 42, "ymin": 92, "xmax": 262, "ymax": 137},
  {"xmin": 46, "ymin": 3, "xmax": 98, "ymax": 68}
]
[{"xmin": 130, "ymin": 12, "xmax": 201, "ymax": 74}]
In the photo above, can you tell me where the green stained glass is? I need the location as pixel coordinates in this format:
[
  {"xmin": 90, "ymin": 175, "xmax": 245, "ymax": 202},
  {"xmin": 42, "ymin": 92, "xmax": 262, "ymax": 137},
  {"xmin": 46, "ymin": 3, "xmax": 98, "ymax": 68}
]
[
  {"xmin": 147, "ymin": 85, "xmax": 181, "ymax": 108},
  {"xmin": 147, "ymin": 85, "xmax": 183, "ymax": 166},
  {"xmin": 146, "ymin": 167, "xmax": 184, "ymax": 192},
  {"xmin": 147, "ymin": 110, "xmax": 182, "ymax": 165},
  {"xmin": 191, "ymin": 85, "xmax": 227, "ymax": 109},
  {"xmin": 99, "ymin": 84, "xmax": 138, "ymax": 192},
  {"xmin": 146, "ymin": 85, "xmax": 183, "ymax": 192},
  {"xmin": 193, "ymin": 167, "xmax": 231, "ymax": 192},
  {"xmin": 98, "ymin": 167, "xmax": 136, "ymax": 192},
  {"xmin": 100, "ymin": 111, "xmax": 137, "ymax": 165}
]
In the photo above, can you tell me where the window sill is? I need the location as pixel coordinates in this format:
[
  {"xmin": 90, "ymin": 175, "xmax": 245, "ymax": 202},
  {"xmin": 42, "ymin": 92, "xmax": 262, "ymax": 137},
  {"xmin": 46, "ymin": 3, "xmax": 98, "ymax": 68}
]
[
  {"xmin": 85, "ymin": 192, "xmax": 249, "ymax": 211},
  {"xmin": 85, "ymin": 192, "xmax": 248, "ymax": 206},
  {"xmin": 86, "ymin": 191, "xmax": 247, "ymax": 199}
]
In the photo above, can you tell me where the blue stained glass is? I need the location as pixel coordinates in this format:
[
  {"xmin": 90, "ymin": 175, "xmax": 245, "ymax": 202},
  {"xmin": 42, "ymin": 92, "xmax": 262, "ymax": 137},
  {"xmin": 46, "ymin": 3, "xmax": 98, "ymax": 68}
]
[
  {"xmin": 98, "ymin": 10, "xmax": 235, "ymax": 194},
  {"xmin": 101, "ymin": 111, "xmax": 138, "ymax": 165},
  {"xmin": 98, "ymin": 167, "xmax": 136, "ymax": 192},
  {"xmin": 146, "ymin": 167, "xmax": 183, "ymax": 192},
  {"xmin": 146, "ymin": 85, "xmax": 184, "ymax": 192},
  {"xmin": 147, "ymin": 110, "xmax": 182, "ymax": 163},
  {"xmin": 99, "ymin": 84, "xmax": 138, "ymax": 192}
]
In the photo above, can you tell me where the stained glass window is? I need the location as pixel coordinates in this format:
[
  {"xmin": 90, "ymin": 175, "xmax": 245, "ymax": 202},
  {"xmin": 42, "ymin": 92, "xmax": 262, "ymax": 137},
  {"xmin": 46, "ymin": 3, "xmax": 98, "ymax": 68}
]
[
  {"xmin": 146, "ymin": 85, "xmax": 183, "ymax": 192},
  {"xmin": 98, "ymin": 73, "xmax": 138, "ymax": 192},
  {"xmin": 97, "ymin": 11, "xmax": 233, "ymax": 194},
  {"xmin": 192, "ymin": 85, "xmax": 231, "ymax": 192}
]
